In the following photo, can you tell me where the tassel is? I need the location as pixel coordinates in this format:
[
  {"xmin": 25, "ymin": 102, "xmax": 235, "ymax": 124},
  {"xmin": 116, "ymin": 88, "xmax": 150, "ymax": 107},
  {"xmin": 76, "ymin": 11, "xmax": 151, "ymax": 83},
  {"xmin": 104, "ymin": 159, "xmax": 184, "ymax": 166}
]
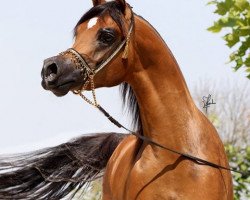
[{"xmin": 122, "ymin": 38, "xmax": 130, "ymax": 59}]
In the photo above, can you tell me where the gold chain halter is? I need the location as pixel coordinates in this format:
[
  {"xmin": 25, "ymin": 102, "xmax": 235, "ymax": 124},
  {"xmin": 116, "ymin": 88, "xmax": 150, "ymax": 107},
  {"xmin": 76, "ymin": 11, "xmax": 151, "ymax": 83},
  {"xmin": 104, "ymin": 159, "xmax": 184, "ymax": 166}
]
[{"xmin": 65, "ymin": 12, "xmax": 135, "ymax": 110}]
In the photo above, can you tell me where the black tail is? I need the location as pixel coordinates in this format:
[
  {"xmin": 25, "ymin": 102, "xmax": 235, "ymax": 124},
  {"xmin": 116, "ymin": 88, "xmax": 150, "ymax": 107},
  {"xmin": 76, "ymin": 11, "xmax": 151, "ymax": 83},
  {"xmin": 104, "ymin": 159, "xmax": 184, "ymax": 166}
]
[{"xmin": 0, "ymin": 133, "xmax": 126, "ymax": 199}]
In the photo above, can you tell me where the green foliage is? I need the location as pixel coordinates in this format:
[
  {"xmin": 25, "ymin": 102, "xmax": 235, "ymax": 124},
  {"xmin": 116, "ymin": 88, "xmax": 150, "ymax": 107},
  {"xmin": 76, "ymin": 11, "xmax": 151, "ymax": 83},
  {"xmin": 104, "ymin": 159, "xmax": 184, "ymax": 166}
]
[
  {"xmin": 208, "ymin": 0, "xmax": 250, "ymax": 79},
  {"xmin": 225, "ymin": 144, "xmax": 250, "ymax": 199}
]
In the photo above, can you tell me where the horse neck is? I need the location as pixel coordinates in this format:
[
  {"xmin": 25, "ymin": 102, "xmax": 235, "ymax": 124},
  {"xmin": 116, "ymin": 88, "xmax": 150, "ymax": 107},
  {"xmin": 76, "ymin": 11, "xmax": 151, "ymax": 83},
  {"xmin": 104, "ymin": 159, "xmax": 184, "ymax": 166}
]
[{"xmin": 127, "ymin": 16, "xmax": 201, "ymax": 150}]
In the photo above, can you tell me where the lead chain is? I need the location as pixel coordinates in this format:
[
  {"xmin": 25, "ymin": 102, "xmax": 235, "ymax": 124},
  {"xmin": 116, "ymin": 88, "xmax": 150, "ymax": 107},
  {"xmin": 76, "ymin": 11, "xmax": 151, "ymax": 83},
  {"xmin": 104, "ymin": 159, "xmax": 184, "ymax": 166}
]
[{"xmin": 75, "ymin": 75, "xmax": 99, "ymax": 107}]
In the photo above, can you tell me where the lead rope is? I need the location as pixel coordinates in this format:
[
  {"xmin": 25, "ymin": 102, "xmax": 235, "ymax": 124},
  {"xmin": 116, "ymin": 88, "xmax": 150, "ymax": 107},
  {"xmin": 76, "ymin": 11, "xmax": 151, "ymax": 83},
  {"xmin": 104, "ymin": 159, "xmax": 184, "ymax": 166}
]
[
  {"xmin": 74, "ymin": 77, "xmax": 249, "ymax": 178},
  {"xmin": 73, "ymin": 75, "xmax": 131, "ymax": 132}
]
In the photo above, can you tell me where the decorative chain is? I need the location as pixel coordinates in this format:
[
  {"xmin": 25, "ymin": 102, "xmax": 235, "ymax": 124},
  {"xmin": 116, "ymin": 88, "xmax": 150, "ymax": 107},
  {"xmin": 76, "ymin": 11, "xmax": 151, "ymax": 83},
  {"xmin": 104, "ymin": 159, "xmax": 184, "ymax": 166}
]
[{"xmin": 74, "ymin": 75, "xmax": 99, "ymax": 108}]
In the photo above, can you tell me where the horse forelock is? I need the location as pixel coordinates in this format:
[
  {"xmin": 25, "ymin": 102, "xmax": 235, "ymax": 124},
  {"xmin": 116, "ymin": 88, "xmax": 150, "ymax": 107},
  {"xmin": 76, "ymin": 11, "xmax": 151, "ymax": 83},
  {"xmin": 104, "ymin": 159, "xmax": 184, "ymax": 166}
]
[{"xmin": 73, "ymin": 1, "xmax": 126, "ymax": 37}]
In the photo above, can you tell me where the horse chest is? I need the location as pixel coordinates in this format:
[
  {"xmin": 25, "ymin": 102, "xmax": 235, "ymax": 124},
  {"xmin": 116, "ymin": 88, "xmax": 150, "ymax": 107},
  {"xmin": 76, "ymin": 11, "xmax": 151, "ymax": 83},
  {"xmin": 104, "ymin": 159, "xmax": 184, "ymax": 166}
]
[
  {"xmin": 103, "ymin": 137, "xmax": 229, "ymax": 200},
  {"xmin": 104, "ymin": 138, "xmax": 190, "ymax": 200},
  {"xmin": 124, "ymin": 146, "xmax": 190, "ymax": 200}
]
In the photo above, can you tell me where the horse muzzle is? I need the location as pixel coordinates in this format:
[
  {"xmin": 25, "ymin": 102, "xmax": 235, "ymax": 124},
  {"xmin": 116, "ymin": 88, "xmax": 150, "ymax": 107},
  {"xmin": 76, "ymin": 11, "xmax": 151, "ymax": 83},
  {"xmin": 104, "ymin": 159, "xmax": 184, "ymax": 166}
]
[{"xmin": 41, "ymin": 55, "xmax": 85, "ymax": 96}]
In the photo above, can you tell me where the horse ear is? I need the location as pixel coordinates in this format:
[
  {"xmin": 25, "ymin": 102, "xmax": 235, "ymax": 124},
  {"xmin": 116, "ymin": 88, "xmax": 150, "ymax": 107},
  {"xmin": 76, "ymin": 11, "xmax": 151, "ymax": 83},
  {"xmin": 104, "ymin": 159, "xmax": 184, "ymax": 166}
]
[
  {"xmin": 92, "ymin": 0, "xmax": 126, "ymax": 7},
  {"xmin": 92, "ymin": 0, "xmax": 102, "ymax": 6},
  {"xmin": 116, "ymin": 0, "xmax": 126, "ymax": 6}
]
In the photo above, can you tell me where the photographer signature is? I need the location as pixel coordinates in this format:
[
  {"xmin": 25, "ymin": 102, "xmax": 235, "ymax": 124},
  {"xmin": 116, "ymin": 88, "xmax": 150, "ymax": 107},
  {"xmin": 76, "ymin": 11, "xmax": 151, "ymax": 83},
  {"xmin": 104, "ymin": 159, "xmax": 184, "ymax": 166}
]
[{"xmin": 202, "ymin": 94, "xmax": 216, "ymax": 113}]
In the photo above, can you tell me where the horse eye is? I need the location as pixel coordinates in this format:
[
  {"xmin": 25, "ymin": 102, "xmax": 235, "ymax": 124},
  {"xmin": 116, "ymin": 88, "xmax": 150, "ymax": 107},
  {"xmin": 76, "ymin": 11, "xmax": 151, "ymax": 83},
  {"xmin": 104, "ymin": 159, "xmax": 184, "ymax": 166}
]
[{"xmin": 98, "ymin": 29, "xmax": 115, "ymax": 45}]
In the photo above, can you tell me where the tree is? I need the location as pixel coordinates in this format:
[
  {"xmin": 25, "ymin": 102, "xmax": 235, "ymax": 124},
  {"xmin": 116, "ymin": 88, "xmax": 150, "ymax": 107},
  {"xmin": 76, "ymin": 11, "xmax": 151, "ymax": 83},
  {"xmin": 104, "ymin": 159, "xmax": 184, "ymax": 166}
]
[{"xmin": 208, "ymin": 0, "xmax": 250, "ymax": 79}]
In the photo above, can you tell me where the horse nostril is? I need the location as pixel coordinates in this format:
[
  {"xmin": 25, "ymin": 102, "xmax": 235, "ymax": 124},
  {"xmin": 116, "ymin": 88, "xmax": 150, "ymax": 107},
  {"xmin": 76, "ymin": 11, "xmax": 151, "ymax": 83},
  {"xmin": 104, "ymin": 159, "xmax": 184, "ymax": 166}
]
[
  {"xmin": 44, "ymin": 63, "xmax": 58, "ymax": 83},
  {"xmin": 46, "ymin": 63, "xmax": 58, "ymax": 77}
]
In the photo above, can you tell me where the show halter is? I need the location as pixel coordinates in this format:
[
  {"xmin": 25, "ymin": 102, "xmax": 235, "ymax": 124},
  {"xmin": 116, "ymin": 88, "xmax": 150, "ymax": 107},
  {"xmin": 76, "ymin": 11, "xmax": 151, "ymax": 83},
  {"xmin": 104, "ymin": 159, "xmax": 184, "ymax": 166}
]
[{"xmin": 59, "ymin": 11, "xmax": 249, "ymax": 178}]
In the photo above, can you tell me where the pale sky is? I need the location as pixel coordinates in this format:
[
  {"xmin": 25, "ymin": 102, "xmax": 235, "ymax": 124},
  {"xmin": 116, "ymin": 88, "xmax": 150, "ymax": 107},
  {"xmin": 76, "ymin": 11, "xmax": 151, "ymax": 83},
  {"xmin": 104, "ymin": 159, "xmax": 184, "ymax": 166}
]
[{"xmin": 0, "ymin": 0, "xmax": 248, "ymax": 153}]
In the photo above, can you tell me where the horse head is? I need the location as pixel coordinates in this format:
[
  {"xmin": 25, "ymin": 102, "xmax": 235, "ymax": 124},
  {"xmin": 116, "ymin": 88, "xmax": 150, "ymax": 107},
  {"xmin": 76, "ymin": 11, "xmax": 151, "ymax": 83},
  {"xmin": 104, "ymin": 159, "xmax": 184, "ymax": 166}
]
[{"xmin": 41, "ymin": 0, "xmax": 133, "ymax": 97}]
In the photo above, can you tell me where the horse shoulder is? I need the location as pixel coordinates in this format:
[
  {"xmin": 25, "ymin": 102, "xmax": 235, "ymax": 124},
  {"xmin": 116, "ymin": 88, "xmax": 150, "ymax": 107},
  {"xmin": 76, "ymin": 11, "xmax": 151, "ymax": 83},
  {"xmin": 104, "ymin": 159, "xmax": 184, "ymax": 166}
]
[{"xmin": 102, "ymin": 135, "xmax": 140, "ymax": 200}]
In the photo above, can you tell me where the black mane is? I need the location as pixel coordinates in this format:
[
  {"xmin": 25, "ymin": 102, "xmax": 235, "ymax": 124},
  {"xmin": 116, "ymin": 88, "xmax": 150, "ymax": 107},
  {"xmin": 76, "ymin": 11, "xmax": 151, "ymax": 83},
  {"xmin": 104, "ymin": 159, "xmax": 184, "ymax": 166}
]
[{"xmin": 120, "ymin": 83, "xmax": 142, "ymax": 135}]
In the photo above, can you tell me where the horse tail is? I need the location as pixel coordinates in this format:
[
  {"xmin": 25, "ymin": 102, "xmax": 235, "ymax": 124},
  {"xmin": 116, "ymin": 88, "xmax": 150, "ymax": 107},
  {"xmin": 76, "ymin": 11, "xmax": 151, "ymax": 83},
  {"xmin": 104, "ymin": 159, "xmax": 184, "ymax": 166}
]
[{"xmin": 0, "ymin": 132, "xmax": 126, "ymax": 199}]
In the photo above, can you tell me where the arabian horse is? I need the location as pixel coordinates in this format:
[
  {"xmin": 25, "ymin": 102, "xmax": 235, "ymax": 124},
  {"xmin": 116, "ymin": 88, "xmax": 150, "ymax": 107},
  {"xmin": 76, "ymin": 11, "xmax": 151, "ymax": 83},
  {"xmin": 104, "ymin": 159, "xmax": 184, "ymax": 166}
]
[{"xmin": 0, "ymin": 0, "xmax": 233, "ymax": 199}]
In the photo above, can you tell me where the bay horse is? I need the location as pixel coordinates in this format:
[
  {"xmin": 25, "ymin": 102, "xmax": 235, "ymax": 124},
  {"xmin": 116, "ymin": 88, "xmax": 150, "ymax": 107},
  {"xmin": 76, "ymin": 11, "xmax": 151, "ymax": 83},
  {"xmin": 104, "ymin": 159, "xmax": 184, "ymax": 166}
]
[{"xmin": 0, "ymin": 0, "xmax": 233, "ymax": 199}]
